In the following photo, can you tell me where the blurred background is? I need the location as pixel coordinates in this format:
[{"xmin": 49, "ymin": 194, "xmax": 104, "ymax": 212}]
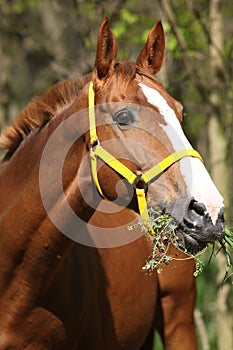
[{"xmin": 0, "ymin": 0, "xmax": 232, "ymax": 349}]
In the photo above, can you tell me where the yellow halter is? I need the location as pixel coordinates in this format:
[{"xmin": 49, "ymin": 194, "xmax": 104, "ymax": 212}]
[{"xmin": 88, "ymin": 81, "xmax": 203, "ymax": 234}]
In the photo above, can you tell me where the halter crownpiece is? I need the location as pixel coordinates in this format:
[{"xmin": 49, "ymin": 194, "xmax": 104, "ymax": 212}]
[{"xmin": 88, "ymin": 81, "xmax": 203, "ymax": 234}]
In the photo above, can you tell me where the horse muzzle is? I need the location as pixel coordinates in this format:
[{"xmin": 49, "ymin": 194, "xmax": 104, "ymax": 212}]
[{"xmin": 176, "ymin": 200, "xmax": 224, "ymax": 255}]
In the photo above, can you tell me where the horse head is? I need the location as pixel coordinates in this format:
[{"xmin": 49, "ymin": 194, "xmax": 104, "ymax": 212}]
[{"xmin": 80, "ymin": 18, "xmax": 224, "ymax": 254}]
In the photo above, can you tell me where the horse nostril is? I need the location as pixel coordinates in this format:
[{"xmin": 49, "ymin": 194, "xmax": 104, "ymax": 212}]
[
  {"xmin": 183, "ymin": 200, "xmax": 207, "ymax": 229},
  {"xmin": 189, "ymin": 200, "xmax": 206, "ymax": 216}
]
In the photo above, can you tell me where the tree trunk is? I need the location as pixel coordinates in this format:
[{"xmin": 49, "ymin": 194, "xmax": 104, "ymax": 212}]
[{"xmin": 208, "ymin": 1, "xmax": 233, "ymax": 349}]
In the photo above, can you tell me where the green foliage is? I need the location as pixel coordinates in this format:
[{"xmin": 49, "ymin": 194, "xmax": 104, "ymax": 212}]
[
  {"xmin": 121, "ymin": 8, "xmax": 138, "ymax": 25},
  {"xmin": 163, "ymin": 21, "xmax": 181, "ymax": 58},
  {"xmin": 153, "ymin": 332, "xmax": 164, "ymax": 349},
  {"xmin": 112, "ymin": 9, "xmax": 139, "ymax": 39},
  {"xmin": 219, "ymin": 227, "xmax": 233, "ymax": 283},
  {"xmin": 79, "ymin": 2, "xmax": 96, "ymax": 20},
  {"xmin": 10, "ymin": 0, "xmax": 38, "ymax": 14},
  {"xmin": 111, "ymin": 9, "xmax": 156, "ymax": 58}
]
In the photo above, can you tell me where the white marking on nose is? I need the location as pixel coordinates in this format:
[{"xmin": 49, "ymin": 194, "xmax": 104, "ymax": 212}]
[{"xmin": 139, "ymin": 83, "xmax": 224, "ymax": 223}]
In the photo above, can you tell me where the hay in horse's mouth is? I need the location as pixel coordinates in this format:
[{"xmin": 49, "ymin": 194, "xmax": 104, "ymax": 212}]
[
  {"xmin": 139, "ymin": 210, "xmax": 233, "ymax": 282},
  {"xmin": 134, "ymin": 208, "xmax": 217, "ymax": 274},
  {"xmin": 140, "ymin": 210, "xmax": 179, "ymax": 273},
  {"xmin": 128, "ymin": 209, "xmax": 232, "ymax": 280}
]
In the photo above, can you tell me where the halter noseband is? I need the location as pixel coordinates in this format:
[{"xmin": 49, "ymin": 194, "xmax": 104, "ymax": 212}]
[{"xmin": 88, "ymin": 81, "xmax": 203, "ymax": 234}]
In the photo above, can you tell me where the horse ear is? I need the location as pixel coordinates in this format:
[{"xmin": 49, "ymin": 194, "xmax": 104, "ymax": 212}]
[
  {"xmin": 136, "ymin": 19, "xmax": 165, "ymax": 75},
  {"xmin": 94, "ymin": 17, "xmax": 118, "ymax": 80}
]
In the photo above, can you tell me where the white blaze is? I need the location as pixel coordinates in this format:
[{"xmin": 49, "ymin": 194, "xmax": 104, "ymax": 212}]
[{"xmin": 139, "ymin": 83, "xmax": 224, "ymax": 224}]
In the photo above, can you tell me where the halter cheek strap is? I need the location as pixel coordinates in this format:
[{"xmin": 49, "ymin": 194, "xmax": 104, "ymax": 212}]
[{"xmin": 88, "ymin": 81, "xmax": 203, "ymax": 234}]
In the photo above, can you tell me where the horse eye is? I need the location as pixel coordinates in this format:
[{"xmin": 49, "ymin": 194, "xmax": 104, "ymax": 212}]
[{"xmin": 113, "ymin": 109, "xmax": 134, "ymax": 126}]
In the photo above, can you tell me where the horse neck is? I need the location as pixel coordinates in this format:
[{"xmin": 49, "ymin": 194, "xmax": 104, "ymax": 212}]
[
  {"xmin": 1, "ymin": 83, "xmax": 96, "ymax": 216},
  {"xmin": 0, "ymin": 86, "xmax": 99, "ymax": 310}
]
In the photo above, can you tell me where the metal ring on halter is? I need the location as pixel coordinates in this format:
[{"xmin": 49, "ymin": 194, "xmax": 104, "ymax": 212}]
[
  {"xmin": 133, "ymin": 174, "xmax": 148, "ymax": 191},
  {"xmin": 90, "ymin": 138, "xmax": 100, "ymax": 153}
]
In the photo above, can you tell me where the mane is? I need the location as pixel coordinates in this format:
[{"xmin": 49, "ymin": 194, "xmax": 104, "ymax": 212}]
[{"xmin": 0, "ymin": 73, "xmax": 91, "ymax": 160}]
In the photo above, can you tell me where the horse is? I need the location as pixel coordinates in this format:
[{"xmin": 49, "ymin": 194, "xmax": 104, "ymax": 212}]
[{"xmin": 0, "ymin": 18, "xmax": 224, "ymax": 350}]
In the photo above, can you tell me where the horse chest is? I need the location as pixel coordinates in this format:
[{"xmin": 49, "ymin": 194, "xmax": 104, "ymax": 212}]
[{"xmin": 44, "ymin": 240, "xmax": 158, "ymax": 349}]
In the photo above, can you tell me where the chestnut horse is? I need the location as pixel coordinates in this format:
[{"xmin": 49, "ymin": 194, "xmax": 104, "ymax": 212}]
[{"xmin": 0, "ymin": 18, "xmax": 224, "ymax": 349}]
